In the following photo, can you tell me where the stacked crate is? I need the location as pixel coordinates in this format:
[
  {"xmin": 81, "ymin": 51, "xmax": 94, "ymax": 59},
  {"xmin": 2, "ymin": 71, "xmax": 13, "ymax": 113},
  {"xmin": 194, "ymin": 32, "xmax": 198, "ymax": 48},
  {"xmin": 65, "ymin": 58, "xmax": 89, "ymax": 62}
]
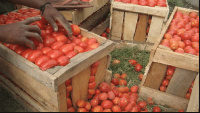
[{"xmin": 139, "ymin": 7, "xmax": 199, "ymax": 111}]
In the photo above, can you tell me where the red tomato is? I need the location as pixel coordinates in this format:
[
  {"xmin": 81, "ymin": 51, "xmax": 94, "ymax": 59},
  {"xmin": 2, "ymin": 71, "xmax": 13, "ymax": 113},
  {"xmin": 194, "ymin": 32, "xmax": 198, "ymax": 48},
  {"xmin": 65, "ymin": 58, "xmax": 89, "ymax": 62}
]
[
  {"xmin": 71, "ymin": 24, "xmax": 81, "ymax": 35},
  {"xmin": 85, "ymin": 102, "xmax": 91, "ymax": 111},
  {"xmin": 162, "ymin": 79, "xmax": 170, "ymax": 87},
  {"xmin": 111, "ymin": 78, "xmax": 119, "ymax": 86},
  {"xmin": 44, "ymin": 37, "xmax": 56, "ymax": 47},
  {"xmin": 51, "ymin": 41, "xmax": 65, "ymax": 50},
  {"xmin": 135, "ymin": 63, "xmax": 143, "ymax": 72},
  {"xmin": 74, "ymin": 46, "xmax": 84, "ymax": 53},
  {"xmin": 129, "ymin": 59, "xmax": 137, "ymax": 66},
  {"xmin": 40, "ymin": 59, "xmax": 58, "ymax": 71},
  {"xmin": 160, "ymin": 86, "xmax": 167, "ymax": 92},
  {"xmin": 153, "ymin": 106, "xmax": 161, "ymax": 112},
  {"xmin": 41, "ymin": 47, "xmax": 52, "ymax": 55},
  {"xmin": 99, "ymin": 82, "xmax": 112, "ymax": 93},
  {"xmin": 99, "ymin": 93, "xmax": 108, "ymax": 101},
  {"xmin": 47, "ymin": 50, "xmax": 63, "ymax": 60},
  {"xmin": 101, "ymin": 100, "xmax": 113, "ymax": 109},
  {"xmin": 112, "ymin": 106, "xmax": 122, "ymax": 112},
  {"xmin": 118, "ymin": 98, "xmax": 128, "ymax": 108},
  {"xmin": 57, "ymin": 56, "xmax": 70, "ymax": 66},
  {"xmin": 55, "ymin": 35, "xmax": 68, "ymax": 43},
  {"xmin": 60, "ymin": 44, "xmax": 74, "ymax": 54},
  {"xmin": 130, "ymin": 86, "xmax": 139, "ymax": 93},
  {"xmin": 35, "ymin": 55, "xmax": 50, "ymax": 66},
  {"xmin": 90, "ymin": 99, "xmax": 99, "ymax": 107},
  {"xmin": 65, "ymin": 51, "xmax": 77, "ymax": 59},
  {"xmin": 88, "ymin": 82, "xmax": 96, "ymax": 89},
  {"xmin": 108, "ymin": 91, "xmax": 115, "ymax": 100},
  {"xmin": 77, "ymin": 100, "xmax": 86, "ymax": 108},
  {"xmin": 138, "ymin": 101, "xmax": 147, "ymax": 109},
  {"xmin": 27, "ymin": 50, "xmax": 43, "ymax": 62},
  {"xmin": 21, "ymin": 49, "xmax": 33, "ymax": 59},
  {"xmin": 87, "ymin": 38, "xmax": 97, "ymax": 45},
  {"xmin": 91, "ymin": 106, "xmax": 103, "ymax": 112}
]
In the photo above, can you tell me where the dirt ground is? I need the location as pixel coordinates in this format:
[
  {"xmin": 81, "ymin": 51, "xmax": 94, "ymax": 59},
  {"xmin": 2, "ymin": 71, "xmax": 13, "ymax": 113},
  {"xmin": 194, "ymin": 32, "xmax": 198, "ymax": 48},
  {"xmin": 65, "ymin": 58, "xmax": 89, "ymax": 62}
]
[{"xmin": 0, "ymin": 1, "xmax": 199, "ymax": 112}]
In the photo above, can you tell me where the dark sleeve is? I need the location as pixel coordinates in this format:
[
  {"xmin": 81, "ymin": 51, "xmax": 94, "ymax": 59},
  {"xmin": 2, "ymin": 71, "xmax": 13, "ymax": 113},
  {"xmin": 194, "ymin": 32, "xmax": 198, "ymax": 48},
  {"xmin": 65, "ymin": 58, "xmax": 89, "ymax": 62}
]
[{"xmin": 0, "ymin": 2, "xmax": 15, "ymax": 14}]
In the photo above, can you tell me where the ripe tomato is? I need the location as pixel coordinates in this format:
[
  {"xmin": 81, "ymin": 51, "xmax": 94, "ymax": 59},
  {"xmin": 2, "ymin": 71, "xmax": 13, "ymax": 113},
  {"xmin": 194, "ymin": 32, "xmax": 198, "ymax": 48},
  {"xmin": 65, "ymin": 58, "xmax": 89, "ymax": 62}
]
[
  {"xmin": 66, "ymin": 98, "xmax": 72, "ymax": 108},
  {"xmin": 60, "ymin": 44, "xmax": 74, "ymax": 54},
  {"xmin": 111, "ymin": 78, "xmax": 119, "ymax": 86},
  {"xmin": 91, "ymin": 106, "xmax": 103, "ymax": 112},
  {"xmin": 162, "ymin": 79, "xmax": 170, "ymax": 87},
  {"xmin": 130, "ymin": 86, "xmax": 139, "ymax": 93},
  {"xmin": 139, "ymin": 74, "xmax": 144, "ymax": 81},
  {"xmin": 88, "ymin": 82, "xmax": 96, "ymax": 89},
  {"xmin": 113, "ymin": 60, "xmax": 120, "ymax": 65},
  {"xmin": 47, "ymin": 50, "xmax": 63, "ymax": 60},
  {"xmin": 77, "ymin": 100, "xmax": 86, "ymax": 108},
  {"xmin": 85, "ymin": 102, "xmax": 91, "ymax": 111},
  {"xmin": 119, "ymin": 80, "xmax": 127, "ymax": 86},
  {"xmin": 147, "ymin": 98, "xmax": 154, "ymax": 105},
  {"xmin": 138, "ymin": 101, "xmax": 147, "ymax": 109},
  {"xmin": 71, "ymin": 24, "xmax": 81, "ymax": 36},
  {"xmin": 135, "ymin": 63, "xmax": 143, "ymax": 72},
  {"xmin": 51, "ymin": 41, "xmax": 65, "ymax": 50},
  {"xmin": 77, "ymin": 108, "xmax": 87, "ymax": 112},
  {"xmin": 112, "ymin": 106, "xmax": 122, "ymax": 112},
  {"xmin": 55, "ymin": 35, "xmax": 68, "ymax": 43},
  {"xmin": 160, "ymin": 86, "xmax": 167, "ymax": 92},
  {"xmin": 129, "ymin": 59, "xmax": 137, "ymax": 66},
  {"xmin": 65, "ymin": 51, "xmax": 77, "ymax": 59},
  {"xmin": 99, "ymin": 93, "xmax": 108, "ymax": 101},
  {"xmin": 35, "ymin": 55, "xmax": 50, "ymax": 66},
  {"xmin": 153, "ymin": 106, "xmax": 161, "ymax": 112},
  {"xmin": 27, "ymin": 50, "xmax": 43, "ymax": 62},
  {"xmin": 108, "ymin": 91, "xmax": 115, "ymax": 100},
  {"xmin": 67, "ymin": 107, "xmax": 75, "ymax": 112},
  {"xmin": 118, "ymin": 97, "xmax": 128, "ymax": 107},
  {"xmin": 57, "ymin": 56, "xmax": 70, "ymax": 66},
  {"xmin": 41, "ymin": 47, "xmax": 52, "ymax": 55},
  {"xmin": 101, "ymin": 100, "xmax": 113, "ymax": 109},
  {"xmin": 90, "ymin": 99, "xmax": 99, "ymax": 107},
  {"xmin": 121, "ymin": 73, "xmax": 127, "ymax": 80},
  {"xmin": 40, "ymin": 59, "xmax": 58, "ymax": 71},
  {"xmin": 44, "ymin": 37, "xmax": 56, "ymax": 47},
  {"xmin": 99, "ymin": 82, "xmax": 112, "ymax": 93}
]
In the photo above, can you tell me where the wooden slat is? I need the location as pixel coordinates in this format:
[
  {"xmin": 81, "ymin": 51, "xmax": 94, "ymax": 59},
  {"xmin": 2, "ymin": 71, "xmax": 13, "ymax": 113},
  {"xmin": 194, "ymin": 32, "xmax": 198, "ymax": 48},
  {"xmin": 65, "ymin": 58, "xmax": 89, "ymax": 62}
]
[
  {"xmin": 143, "ymin": 62, "xmax": 167, "ymax": 90},
  {"xmin": 71, "ymin": 67, "xmax": 91, "ymax": 109},
  {"xmin": 177, "ymin": 7, "xmax": 199, "ymax": 15},
  {"xmin": 0, "ymin": 57, "xmax": 59, "ymax": 111},
  {"xmin": 153, "ymin": 48, "xmax": 199, "ymax": 72},
  {"xmin": 0, "ymin": 44, "xmax": 56, "ymax": 91},
  {"xmin": 139, "ymin": 86, "xmax": 189, "ymax": 110},
  {"xmin": 166, "ymin": 68, "xmax": 197, "ymax": 97},
  {"xmin": 187, "ymin": 74, "xmax": 199, "ymax": 112},
  {"xmin": 91, "ymin": 17, "xmax": 110, "ymax": 35},
  {"xmin": 95, "ymin": 56, "xmax": 108, "ymax": 88},
  {"xmin": 104, "ymin": 70, "xmax": 112, "ymax": 84},
  {"xmin": 110, "ymin": 10, "xmax": 124, "ymax": 40},
  {"xmin": 59, "ymin": 11, "xmax": 73, "ymax": 22},
  {"xmin": 112, "ymin": 1, "xmax": 169, "ymax": 18},
  {"xmin": 0, "ymin": 76, "xmax": 49, "ymax": 112},
  {"xmin": 80, "ymin": 3, "xmax": 110, "ymax": 31},
  {"xmin": 54, "ymin": 40, "xmax": 114, "ymax": 88},
  {"xmin": 0, "ymin": 80, "xmax": 39, "ymax": 112},
  {"xmin": 147, "ymin": 16, "xmax": 164, "ymax": 43},
  {"xmin": 73, "ymin": 0, "xmax": 109, "ymax": 25},
  {"xmin": 123, "ymin": 12, "xmax": 138, "ymax": 41},
  {"xmin": 134, "ymin": 14, "xmax": 148, "ymax": 42},
  {"xmin": 58, "ymin": 83, "xmax": 67, "ymax": 112}
]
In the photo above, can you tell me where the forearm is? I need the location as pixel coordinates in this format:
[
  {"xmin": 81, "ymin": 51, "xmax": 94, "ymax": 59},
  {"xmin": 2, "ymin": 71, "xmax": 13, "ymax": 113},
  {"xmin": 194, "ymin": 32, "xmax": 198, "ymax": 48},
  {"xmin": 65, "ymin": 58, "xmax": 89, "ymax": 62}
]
[{"xmin": 7, "ymin": 0, "xmax": 47, "ymax": 9}]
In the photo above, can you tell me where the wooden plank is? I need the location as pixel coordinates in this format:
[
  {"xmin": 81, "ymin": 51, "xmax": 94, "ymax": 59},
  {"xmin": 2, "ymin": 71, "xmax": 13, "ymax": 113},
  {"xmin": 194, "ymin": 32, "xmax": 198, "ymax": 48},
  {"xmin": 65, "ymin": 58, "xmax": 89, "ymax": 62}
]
[
  {"xmin": 80, "ymin": 3, "xmax": 110, "ymax": 31},
  {"xmin": 143, "ymin": 62, "xmax": 167, "ymax": 90},
  {"xmin": 91, "ymin": 17, "xmax": 110, "ymax": 35},
  {"xmin": 0, "ymin": 44, "xmax": 56, "ymax": 91},
  {"xmin": 0, "ymin": 80, "xmax": 39, "ymax": 112},
  {"xmin": 147, "ymin": 16, "xmax": 164, "ymax": 43},
  {"xmin": 104, "ymin": 70, "xmax": 112, "ymax": 84},
  {"xmin": 139, "ymin": 86, "xmax": 189, "ymax": 110},
  {"xmin": 134, "ymin": 14, "xmax": 148, "ymax": 42},
  {"xmin": 187, "ymin": 74, "xmax": 199, "ymax": 112},
  {"xmin": 123, "ymin": 12, "xmax": 138, "ymax": 41},
  {"xmin": 59, "ymin": 10, "xmax": 73, "ymax": 22},
  {"xmin": 0, "ymin": 76, "xmax": 49, "ymax": 112},
  {"xmin": 54, "ymin": 40, "xmax": 114, "ymax": 88},
  {"xmin": 95, "ymin": 56, "xmax": 108, "ymax": 88},
  {"xmin": 166, "ymin": 68, "xmax": 197, "ymax": 97},
  {"xmin": 58, "ymin": 83, "xmax": 67, "ymax": 112},
  {"xmin": 71, "ymin": 67, "xmax": 91, "ymax": 109},
  {"xmin": 110, "ymin": 10, "xmax": 124, "ymax": 40},
  {"xmin": 0, "ymin": 57, "xmax": 59, "ymax": 111},
  {"xmin": 177, "ymin": 7, "xmax": 199, "ymax": 15},
  {"xmin": 112, "ymin": 0, "xmax": 169, "ymax": 18},
  {"xmin": 153, "ymin": 48, "xmax": 199, "ymax": 72},
  {"xmin": 73, "ymin": 0, "xmax": 109, "ymax": 25}
]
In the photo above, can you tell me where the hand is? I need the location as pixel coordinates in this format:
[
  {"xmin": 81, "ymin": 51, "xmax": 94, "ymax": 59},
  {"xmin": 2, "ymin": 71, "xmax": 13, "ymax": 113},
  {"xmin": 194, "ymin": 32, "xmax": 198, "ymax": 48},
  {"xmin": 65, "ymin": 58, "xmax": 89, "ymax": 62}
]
[
  {"xmin": 0, "ymin": 17, "xmax": 43, "ymax": 50},
  {"xmin": 42, "ymin": 4, "xmax": 73, "ymax": 38}
]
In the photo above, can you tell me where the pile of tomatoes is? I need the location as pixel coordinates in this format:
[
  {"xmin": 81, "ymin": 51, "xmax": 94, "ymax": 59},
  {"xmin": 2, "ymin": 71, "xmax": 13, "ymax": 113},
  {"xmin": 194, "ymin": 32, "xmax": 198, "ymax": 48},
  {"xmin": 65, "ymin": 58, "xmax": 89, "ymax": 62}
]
[
  {"xmin": 114, "ymin": 0, "xmax": 167, "ymax": 7},
  {"xmin": 75, "ymin": 82, "xmax": 163, "ymax": 112},
  {"xmin": 0, "ymin": 8, "xmax": 100, "ymax": 71},
  {"xmin": 161, "ymin": 11, "xmax": 199, "ymax": 56}
]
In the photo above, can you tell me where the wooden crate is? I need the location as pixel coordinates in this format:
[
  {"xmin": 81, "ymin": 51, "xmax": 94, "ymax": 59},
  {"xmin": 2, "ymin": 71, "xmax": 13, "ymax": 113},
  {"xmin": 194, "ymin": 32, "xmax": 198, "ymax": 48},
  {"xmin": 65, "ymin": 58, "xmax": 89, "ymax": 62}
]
[
  {"xmin": 109, "ymin": 0, "xmax": 169, "ymax": 43},
  {"xmin": 139, "ymin": 7, "xmax": 199, "ymax": 111},
  {"xmin": 91, "ymin": 17, "xmax": 110, "ymax": 35},
  {"xmin": 0, "ymin": 28, "xmax": 115, "ymax": 112},
  {"xmin": 60, "ymin": 0, "xmax": 110, "ymax": 25}
]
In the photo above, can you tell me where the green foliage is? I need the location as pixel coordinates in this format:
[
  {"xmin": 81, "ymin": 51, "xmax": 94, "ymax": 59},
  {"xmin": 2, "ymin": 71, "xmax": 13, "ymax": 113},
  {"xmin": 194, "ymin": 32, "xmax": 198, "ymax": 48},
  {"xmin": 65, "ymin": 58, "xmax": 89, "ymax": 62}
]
[{"xmin": 109, "ymin": 46, "xmax": 150, "ymax": 87}]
